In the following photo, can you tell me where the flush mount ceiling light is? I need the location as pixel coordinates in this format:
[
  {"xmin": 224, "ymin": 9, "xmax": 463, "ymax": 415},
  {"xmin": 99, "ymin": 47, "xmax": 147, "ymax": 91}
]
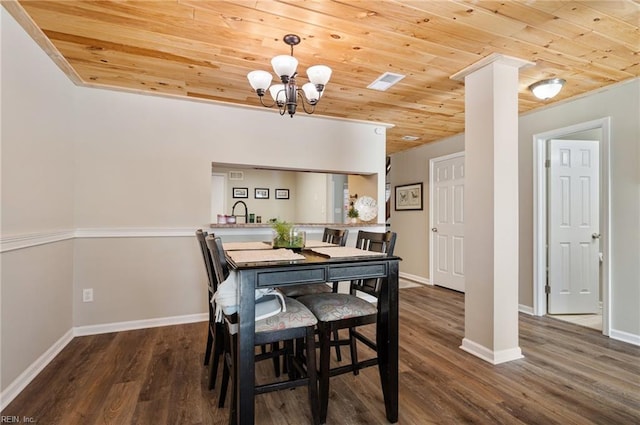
[
  {"xmin": 401, "ymin": 135, "xmax": 420, "ymax": 141},
  {"xmin": 247, "ymin": 34, "xmax": 332, "ymax": 117},
  {"xmin": 528, "ymin": 78, "xmax": 566, "ymax": 100}
]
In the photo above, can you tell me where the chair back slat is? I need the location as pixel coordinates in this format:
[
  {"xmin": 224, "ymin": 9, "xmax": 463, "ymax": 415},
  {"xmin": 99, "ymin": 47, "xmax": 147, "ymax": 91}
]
[
  {"xmin": 196, "ymin": 229, "xmax": 217, "ymax": 293},
  {"xmin": 323, "ymin": 228, "xmax": 349, "ymax": 246},
  {"xmin": 206, "ymin": 235, "xmax": 231, "ymax": 286},
  {"xmin": 351, "ymin": 230, "xmax": 397, "ymax": 297},
  {"xmin": 354, "ymin": 230, "xmax": 396, "ymax": 255}
]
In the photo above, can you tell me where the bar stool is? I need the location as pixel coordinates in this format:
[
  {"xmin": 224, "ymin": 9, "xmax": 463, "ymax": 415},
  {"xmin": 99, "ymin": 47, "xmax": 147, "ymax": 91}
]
[
  {"xmin": 298, "ymin": 230, "xmax": 397, "ymax": 422},
  {"xmin": 206, "ymin": 235, "xmax": 321, "ymax": 425},
  {"xmin": 195, "ymin": 229, "xmax": 225, "ymax": 389}
]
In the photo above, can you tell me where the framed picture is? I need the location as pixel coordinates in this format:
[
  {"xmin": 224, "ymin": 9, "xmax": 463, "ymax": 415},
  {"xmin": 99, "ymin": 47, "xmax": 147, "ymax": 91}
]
[
  {"xmin": 395, "ymin": 182, "xmax": 423, "ymax": 211},
  {"xmin": 254, "ymin": 188, "xmax": 269, "ymax": 199},
  {"xmin": 275, "ymin": 188, "xmax": 290, "ymax": 200},
  {"xmin": 232, "ymin": 187, "xmax": 248, "ymax": 199}
]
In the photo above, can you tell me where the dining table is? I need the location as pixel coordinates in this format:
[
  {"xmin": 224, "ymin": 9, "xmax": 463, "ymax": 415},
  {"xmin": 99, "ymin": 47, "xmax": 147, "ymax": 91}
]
[{"xmin": 224, "ymin": 245, "xmax": 401, "ymax": 425}]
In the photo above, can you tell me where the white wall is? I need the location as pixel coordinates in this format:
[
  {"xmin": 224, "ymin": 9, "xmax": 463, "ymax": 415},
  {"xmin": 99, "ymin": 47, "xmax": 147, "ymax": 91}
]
[
  {"xmin": 72, "ymin": 88, "xmax": 385, "ymax": 229},
  {"xmin": 390, "ymin": 79, "xmax": 640, "ymax": 341},
  {"xmin": 389, "ymin": 135, "xmax": 465, "ymax": 282},
  {"xmin": 212, "ymin": 167, "xmax": 299, "ymax": 222},
  {"xmin": 1, "ymin": 9, "xmax": 75, "ymax": 391},
  {"xmin": 294, "ymin": 172, "xmax": 328, "ymax": 223},
  {"xmin": 0, "ymin": 6, "xmax": 388, "ymax": 399},
  {"xmin": 69, "ymin": 82, "xmax": 385, "ymax": 330},
  {"xmin": 518, "ymin": 80, "xmax": 640, "ymax": 338}
]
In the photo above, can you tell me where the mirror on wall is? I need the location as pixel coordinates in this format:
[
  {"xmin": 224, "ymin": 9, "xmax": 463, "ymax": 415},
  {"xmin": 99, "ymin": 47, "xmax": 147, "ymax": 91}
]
[{"xmin": 211, "ymin": 163, "xmax": 377, "ymax": 224}]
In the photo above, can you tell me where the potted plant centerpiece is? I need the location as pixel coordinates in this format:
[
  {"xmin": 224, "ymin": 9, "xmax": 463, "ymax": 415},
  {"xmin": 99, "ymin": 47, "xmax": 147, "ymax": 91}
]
[
  {"xmin": 347, "ymin": 205, "xmax": 359, "ymax": 223},
  {"xmin": 270, "ymin": 219, "xmax": 305, "ymax": 249}
]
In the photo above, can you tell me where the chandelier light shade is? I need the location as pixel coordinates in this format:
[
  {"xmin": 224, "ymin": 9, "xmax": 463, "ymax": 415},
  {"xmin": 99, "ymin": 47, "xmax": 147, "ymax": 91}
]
[
  {"xmin": 247, "ymin": 70, "xmax": 272, "ymax": 92},
  {"xmin": 247, "ymin": 34, "xmax": 331, "ymax": 117},
  {"xmin": 529, "ymin": 78, "xmax": 566, "ymax": 100},
  {"xmin": 271, "ymin": 55, "xmax": 298, "ymax": 78},
  {"xmin": 269, "ymin": 84, "xmax": 286, "ymax": 103},
  {"xmin": 307, "ymin": 65, "xmax": 332, "ymax": 85}
]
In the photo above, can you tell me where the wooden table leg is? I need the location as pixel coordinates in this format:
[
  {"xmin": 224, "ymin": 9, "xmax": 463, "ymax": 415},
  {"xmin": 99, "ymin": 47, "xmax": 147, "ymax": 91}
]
[
  {"xmin": 236, "ymin": 270, "xmax": 257, "ymax": 425},
  {"xmin": 377, "ymin": 260, "xmax": 399, "ymax": 423}
]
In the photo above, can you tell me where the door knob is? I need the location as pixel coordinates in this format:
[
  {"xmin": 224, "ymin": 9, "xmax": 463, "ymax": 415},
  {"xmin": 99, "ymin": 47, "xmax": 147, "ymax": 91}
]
[
  {"xmin": 431, "ymin": 228, "xmax": 438, "ymax": 232},
  {"xmin": 592, "ymin": 233, "xmax": 601, "ymax": 239}
]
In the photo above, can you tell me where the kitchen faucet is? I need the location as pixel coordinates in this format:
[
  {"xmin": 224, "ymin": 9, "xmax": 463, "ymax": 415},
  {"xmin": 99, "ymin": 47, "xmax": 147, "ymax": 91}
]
[{"xmin": 231, "ymin": 200, "xmax": 248, "ymax": 223}]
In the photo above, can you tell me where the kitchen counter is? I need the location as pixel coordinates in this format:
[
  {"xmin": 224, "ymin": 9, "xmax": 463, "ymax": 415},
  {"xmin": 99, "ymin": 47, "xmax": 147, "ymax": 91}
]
[
  {"xmin": 209, "ymin": 222, "xmax": 381, "ymax": 229},
  {"xmin": 208, "ymin": 222, "xmax": 386, "ymax": 243}
]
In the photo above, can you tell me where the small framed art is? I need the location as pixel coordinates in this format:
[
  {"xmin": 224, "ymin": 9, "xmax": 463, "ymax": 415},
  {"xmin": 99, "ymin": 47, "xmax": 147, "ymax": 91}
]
[
  {"xmin": 395, "ymin": 183, "xmax": 423, "ymax": 211},
  {"xmin": 254, "ymin": 188, "xmax": 270, "ymax": 199},
  {"xmin": 232, "ymin": 187, "xmax": 248, "ymax": 199},
  {"xmin": 275, "ymin": 189, "xmax": 290, "ymax": 200}
]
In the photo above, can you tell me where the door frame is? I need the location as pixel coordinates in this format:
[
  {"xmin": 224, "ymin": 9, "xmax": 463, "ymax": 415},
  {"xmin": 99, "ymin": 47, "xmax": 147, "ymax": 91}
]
[
  {"xmin": 429, "ymin": 151, "xmax": 465, "ymax": 289},
  {"xmin": 532, "ymin": 117, "xmax": 611, "ymax": 335}
]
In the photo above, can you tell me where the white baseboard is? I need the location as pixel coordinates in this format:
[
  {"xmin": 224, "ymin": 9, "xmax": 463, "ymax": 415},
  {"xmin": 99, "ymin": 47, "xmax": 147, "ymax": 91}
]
[
  {"xmin": 399, "ymin": 272, "xmax": 431, "ymax": 286},
  {"xmin": 74, "ymin": 313, "xmax": 207, "ymax": 336},
  {"xmin": 0, "ymin": 329, "xmax": 74, "ymax": 411},
  {"xmin": 610, "ymin": 328, "xmax": 640, "ymax": 346},
  {"xmin": 460, "ymin": 338, "xmax": 524, "ymax": 365},
  {"xmin": 518, "ymin": 304, "xmax": 535, "ymax": 315}
]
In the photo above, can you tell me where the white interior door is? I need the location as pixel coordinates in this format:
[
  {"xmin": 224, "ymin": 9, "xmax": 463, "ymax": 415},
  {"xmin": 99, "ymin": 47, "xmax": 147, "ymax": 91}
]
[
  {"xmin": 548, "ymin": 139, "xmax": 600, "ymax": 314},
  {"xmin": 430, "ymin": 153, "xmax": 465, "ymax": 292}
]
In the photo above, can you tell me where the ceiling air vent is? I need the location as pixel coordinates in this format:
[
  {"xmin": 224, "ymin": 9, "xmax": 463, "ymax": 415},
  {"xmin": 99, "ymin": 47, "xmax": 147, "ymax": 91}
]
[
  {"xmin": 367, "ymin": 72, "xmax": 406, "ymax": 91},
  {"xmin": 228, "ymin": 171, "xmax": 244, "ymax": 180},
  {"xmin": 401, "ymin": 135, "xmax": 420, "ymax": 141}
]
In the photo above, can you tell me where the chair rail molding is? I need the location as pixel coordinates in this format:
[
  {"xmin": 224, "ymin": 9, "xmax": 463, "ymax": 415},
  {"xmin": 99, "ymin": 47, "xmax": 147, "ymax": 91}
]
[
  {"xmin": 1, "ymin": 227, "xmax": 204, "ymax": 252},
  {"xmin": 0, "ymin": 229, "xmax": 75, "ymax": 253}
]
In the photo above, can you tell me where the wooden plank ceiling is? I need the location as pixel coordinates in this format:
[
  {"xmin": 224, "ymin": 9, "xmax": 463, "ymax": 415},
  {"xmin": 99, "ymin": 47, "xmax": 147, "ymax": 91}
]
[{"xmin": 7, "ymin": 0, "xmax": 639, "ymax": 154}]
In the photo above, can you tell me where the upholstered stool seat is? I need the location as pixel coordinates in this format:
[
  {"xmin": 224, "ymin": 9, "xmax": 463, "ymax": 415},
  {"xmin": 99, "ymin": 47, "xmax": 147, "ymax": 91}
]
[
  {"xmin": 297, "ymin": 293, "xmax": 377, "ymax": 322},
  {"xmin": 254, "ymin": 297, "xmax": 318, "ymax": 332}
]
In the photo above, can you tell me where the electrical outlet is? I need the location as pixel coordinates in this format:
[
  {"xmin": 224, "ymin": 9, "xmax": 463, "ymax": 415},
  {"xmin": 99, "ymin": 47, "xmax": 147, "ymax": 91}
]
[{"xmin": 82, "ymin": 288, "xmax": 94, "ymax": 303}]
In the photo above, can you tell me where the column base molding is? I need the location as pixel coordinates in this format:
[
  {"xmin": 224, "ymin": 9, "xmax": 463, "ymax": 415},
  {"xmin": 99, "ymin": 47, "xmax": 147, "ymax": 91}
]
[{"xmin": 460, "ymin": 338, "xmax": 524, "ymax": 365}]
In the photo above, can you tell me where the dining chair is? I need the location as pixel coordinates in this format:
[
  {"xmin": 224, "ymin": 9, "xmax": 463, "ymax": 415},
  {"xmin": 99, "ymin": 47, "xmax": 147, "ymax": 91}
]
[
  {"xmin": 197, "ymin": 230, "xmax": 283, "ymax": 391},
  {"xmin": 195, "ymin": 229, "xmax": 225, "ymax": 390},
  {"xmin": 206, "ymin": 235, "xmax": 321, "ymax": 425},
  {"xmin": 280, "ymin": 227, "xmax": 349, "ymax": 297},
  {"xmin": 297, "ymin": 230, "xmax": 397, "ymax": 422}
]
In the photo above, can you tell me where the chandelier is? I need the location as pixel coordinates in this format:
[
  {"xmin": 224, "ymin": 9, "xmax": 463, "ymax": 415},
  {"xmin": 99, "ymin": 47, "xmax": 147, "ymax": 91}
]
[{"xmin": 247, "ymin": 34, "xmax": 332, "ymax": 117}]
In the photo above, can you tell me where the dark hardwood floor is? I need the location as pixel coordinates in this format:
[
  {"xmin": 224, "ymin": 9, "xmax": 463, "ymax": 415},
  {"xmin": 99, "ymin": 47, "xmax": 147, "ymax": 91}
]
[{"xmin": 3, "ymin": 285, "xmax": 639, "ymax": 424}]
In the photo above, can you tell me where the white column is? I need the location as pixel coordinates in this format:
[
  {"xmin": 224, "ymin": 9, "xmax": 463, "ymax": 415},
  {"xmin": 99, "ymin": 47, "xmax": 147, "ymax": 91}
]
[{"xmin": 451, "ymin": 54, "xmax": 533, "ymax": 364}]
